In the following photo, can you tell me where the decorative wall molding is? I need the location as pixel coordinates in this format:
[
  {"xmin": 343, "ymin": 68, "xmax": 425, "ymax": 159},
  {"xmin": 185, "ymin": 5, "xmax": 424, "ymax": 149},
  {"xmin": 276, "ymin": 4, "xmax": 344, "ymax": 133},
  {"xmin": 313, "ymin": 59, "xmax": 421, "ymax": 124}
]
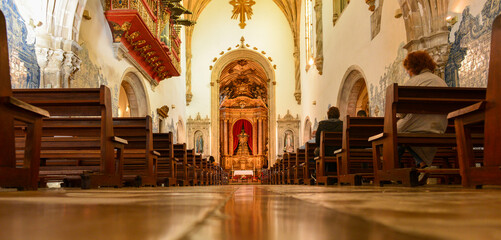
[
  {"xmin": 314, "ymin": 0, "xmax": 323, "ymax": 75},
  {"xmin": 277, "ymin": 110, "xmax": 300, "ymax": 155},
  {"xmin": 187, "ymin": 113, "xmax": 211, "ymax": 157}
]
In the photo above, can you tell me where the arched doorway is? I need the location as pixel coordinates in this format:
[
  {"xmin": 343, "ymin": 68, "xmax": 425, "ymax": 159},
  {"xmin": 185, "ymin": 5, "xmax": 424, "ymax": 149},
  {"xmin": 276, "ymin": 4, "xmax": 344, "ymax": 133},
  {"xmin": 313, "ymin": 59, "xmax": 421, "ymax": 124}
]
[
  {"xmin": 118, "ymin": 71, "xmax": 149, "ymax": 117},
  {"xmin": 337, "ymin": 66, "xmax": 370, "ymax": 119},
  {"xmin": 219, "ymin": 59, "xmax": 269, "ymax": 173},
  {"xmin": 211, "ymin": 48, "xmax": 276, "ymax": 169}
]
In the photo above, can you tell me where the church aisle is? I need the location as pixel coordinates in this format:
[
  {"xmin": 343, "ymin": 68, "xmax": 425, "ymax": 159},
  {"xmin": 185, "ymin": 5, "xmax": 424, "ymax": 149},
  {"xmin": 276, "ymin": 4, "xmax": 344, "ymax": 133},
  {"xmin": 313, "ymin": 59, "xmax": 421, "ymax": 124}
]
[{"xmin": 0, "ymin": 185, "xmax": 500, "ymax": 240}]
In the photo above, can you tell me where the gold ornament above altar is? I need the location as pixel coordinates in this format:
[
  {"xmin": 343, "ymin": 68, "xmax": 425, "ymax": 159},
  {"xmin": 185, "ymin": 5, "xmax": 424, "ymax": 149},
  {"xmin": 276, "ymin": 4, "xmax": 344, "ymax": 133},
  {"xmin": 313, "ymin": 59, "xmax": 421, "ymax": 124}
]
[{"xmin": 229, "ymin": 0, "xmax": 256, "ymax": 29}]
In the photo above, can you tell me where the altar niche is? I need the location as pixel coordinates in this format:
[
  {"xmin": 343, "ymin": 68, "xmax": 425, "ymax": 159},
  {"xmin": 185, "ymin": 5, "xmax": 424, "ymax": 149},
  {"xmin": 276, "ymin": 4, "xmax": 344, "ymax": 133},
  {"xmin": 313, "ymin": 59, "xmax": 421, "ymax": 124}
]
[{"xmin": 219, "ymin": 59, "xmax": 268, "ymax": 173}]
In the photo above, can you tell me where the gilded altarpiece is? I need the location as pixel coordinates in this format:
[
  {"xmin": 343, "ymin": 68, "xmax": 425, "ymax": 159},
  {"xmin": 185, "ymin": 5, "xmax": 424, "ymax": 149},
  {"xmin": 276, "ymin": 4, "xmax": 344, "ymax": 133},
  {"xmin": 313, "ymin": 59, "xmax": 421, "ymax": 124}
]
[{"xmin": 219, "ymin": 60, "xmax": 269, "ymax": 174}]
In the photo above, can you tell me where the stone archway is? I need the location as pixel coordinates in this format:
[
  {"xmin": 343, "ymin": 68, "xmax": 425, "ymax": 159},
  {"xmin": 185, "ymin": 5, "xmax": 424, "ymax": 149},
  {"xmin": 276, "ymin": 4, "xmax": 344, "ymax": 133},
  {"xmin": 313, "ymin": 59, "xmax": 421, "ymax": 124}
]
[
  {"xmin": 118, "ymin": 71, "xmax": 149, "ymax": 117},
  {"xmin": 337, "ymin": 66, "xmax": 370, "ymax": 119},
  {"xmin": 211, "ymin": 47, "xmax": 276, "ymax": 166}
]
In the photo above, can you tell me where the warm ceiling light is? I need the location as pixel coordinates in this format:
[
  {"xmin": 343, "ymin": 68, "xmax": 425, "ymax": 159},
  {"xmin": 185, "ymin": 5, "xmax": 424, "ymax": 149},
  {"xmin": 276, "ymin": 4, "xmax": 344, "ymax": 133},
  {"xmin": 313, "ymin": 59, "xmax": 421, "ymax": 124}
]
[
  {"xmin": 446, "ymin": 15, "xmax": 458, "ymax": 25},
  {"xmin": 308, "ymin": 57, "xmax": 314, "ymax": 66}
]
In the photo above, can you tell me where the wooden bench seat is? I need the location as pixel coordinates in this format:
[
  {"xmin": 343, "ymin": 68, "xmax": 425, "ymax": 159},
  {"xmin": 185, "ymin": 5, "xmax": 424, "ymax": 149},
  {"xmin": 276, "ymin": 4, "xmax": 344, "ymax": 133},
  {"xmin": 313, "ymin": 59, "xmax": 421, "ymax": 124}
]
[
  {"xmin": 186, "ymin": 149, "xmax": 197, "ymax": 186},
  {"xmin": 369, "ymin": 83, "xmax": 486, "ymax": 187},
  {"xmin": 13, "ymin": 86, "xmax": 126, "ymax": 189},
  {"xmin": 447, "ymin": 14, "xmax": 501, "ymax": 188},
  {"xmin": 113, "ymin": 117, "xmax": 157, "ymax": 187},
  {"xmin": 173, "ymin": 143, "xmax": 189, "ymax": 186},
  {"xmin": 0, "ymin": 10, "xmax": 50, "ymax": 190},
  {"xmin": 153, "ymin": 133, "xmax": 176, "ymax": 186},
  {"xmin": 336, "ymin": 116, "xmax": 384, "ymax": 186},
  {"xmin": 315, "ymin": 132, "xmax": 343, "ymax": 185},
  {"xmin": 293, "ymin": 149, "xmax": 305, "ymax": 184}
]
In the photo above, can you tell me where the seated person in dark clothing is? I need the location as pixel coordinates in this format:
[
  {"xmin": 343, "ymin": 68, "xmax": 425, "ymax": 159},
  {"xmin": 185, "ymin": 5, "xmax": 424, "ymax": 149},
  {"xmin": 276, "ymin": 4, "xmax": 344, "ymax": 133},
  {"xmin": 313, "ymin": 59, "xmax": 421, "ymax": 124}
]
[
  {"xmin": 356, "ymin": 110, "xmax": 367, "ymax": 117},
  {"xmin": 315, "ymin": 106, "xmax": 343, "ymax": 157}
]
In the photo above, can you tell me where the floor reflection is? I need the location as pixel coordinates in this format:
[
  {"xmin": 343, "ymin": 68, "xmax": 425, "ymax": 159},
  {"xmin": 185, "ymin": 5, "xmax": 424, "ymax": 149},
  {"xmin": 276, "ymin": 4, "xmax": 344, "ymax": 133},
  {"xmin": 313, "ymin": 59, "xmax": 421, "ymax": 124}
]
[{"xmin": 193, "ymin": 186, "xmax": 437, "ymax": 240}]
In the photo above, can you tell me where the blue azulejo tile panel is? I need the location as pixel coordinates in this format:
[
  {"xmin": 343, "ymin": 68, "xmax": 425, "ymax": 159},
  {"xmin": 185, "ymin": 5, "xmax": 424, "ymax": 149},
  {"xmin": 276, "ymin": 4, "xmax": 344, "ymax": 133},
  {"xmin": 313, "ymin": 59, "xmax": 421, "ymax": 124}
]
[
  {"xmin": 369, "ymin": 43, "xmax": 409, "ymax": 117},
  {"xmin": 0, "ymin": 0, "xmax": 40, "ymax": 88},
  {"xmin": 445, "ymin": 0, "xmax": 501, "ymax": 87}
]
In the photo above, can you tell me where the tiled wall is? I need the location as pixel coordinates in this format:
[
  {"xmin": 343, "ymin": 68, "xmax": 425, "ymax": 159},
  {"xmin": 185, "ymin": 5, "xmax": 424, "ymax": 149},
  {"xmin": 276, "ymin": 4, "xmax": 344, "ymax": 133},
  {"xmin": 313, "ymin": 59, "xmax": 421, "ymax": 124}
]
[
  {"xmin": 0, "ymin": 0, "xmax": 39, "ymax": 88},
  {"xmin": 369, "ymin": 43, "xmax": 409, "ymax": 117},
  {"xmin": 445, "ymin": 0, "xmax": 501, "ymax": 87}
]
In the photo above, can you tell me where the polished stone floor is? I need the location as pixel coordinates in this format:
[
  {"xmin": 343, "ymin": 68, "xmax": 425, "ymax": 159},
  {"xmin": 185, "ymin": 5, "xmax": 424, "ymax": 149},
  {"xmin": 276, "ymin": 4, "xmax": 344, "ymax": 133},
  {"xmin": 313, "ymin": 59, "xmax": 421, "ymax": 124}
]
[{"xmin": 0, "ymin": 185, "xmax": 501, "ymax": 240}]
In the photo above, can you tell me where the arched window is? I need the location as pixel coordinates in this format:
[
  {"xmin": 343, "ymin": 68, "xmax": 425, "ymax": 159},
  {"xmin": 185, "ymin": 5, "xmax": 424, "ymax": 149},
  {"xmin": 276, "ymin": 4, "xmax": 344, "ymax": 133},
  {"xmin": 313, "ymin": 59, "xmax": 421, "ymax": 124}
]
[{"xmin": 305, "ymin": 0, "xmax": 314, "ymax": 68}]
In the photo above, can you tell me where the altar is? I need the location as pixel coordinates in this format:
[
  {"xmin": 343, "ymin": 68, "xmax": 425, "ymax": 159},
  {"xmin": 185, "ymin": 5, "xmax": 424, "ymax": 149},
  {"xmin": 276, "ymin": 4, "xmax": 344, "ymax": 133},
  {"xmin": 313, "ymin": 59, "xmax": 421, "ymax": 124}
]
[{"xmin": 225, "ymin": 155, "xmax": 265, "ymax": 171}]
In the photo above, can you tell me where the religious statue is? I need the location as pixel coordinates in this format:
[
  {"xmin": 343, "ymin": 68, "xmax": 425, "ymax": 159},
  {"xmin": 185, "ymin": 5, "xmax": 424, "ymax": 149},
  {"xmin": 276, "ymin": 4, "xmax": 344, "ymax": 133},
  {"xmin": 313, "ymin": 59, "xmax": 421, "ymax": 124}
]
[{"xmin": 235, "ymin": 127, "xmax": 250, "ymax": 155}]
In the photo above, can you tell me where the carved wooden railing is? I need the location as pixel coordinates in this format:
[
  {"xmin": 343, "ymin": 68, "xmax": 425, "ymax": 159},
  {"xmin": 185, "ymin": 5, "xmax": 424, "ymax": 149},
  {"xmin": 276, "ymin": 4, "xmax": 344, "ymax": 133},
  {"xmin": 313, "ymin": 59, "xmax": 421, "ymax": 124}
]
[{"xmin": 105, "ymin": 0, "xmax": 181, "ymax": 82}]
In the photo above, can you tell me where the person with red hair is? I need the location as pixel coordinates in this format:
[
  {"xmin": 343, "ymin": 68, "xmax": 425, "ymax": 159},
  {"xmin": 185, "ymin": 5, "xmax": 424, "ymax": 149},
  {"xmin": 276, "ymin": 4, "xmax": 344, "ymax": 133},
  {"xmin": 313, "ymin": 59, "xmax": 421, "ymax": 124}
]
[{"xmin": 398, "ymin": 51, "xmax": 448, "ymax": 184}]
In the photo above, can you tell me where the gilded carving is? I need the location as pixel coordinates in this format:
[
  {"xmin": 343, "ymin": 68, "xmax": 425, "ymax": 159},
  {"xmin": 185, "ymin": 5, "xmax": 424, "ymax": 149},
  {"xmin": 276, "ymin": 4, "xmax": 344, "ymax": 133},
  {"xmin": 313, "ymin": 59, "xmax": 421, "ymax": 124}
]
[
  {"xmin": 112, "ymin": 0, "xmax": 129, "ymax": 9},
  {"xmin": 229, "ymin": 0, "xmax": 256, "ymax": 29},
  {"xmin": 314, "ymin": 0, "xmax": 323, "ymax": 75},
  {"xmin": 157, "ymin": 105, "xmax": 170, "ymax": 118},
  {"xmin": 110, "ymin": 22, "xmax": 131, "ymax": 42},
  {"xmin": 125, "ymin": 31, "xmax": 140, "ymax": 42}
]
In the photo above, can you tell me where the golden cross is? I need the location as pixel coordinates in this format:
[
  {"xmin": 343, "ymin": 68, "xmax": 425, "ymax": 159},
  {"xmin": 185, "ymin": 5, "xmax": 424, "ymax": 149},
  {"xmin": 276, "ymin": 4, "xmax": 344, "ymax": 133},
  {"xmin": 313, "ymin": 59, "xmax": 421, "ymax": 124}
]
[{"xmin": 229, "ymin": 0, "xmax": 256, "ymax": 29}]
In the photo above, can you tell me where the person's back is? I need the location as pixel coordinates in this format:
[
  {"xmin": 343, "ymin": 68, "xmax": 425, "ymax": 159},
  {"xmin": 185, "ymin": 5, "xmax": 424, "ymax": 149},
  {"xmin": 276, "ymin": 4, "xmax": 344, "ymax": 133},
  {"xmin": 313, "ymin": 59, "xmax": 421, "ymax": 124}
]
[{"xmin": 315, "ymin": 107, "xmax": 343, "ymax": 156}]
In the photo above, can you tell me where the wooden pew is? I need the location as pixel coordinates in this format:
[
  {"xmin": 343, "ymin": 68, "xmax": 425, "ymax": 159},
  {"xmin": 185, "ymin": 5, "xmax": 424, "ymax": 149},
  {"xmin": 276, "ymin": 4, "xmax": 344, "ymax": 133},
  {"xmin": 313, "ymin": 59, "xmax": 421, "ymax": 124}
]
[
  {"xmin": 269, "ymin": 164, "xmax": 275, "ymax": 184},
  {"xmin": 296, "ymin": 142, "xmax": 316, "ymax": 185},
  {"xmin": 113, "ymin": 117, "xmax": 158, "ymax": 187},
  {"xmin": 153, "ymin": 133, "xmax": 176, "ymax": 186},
  {"xmin": 14, "ymin": 86, "xmax": 126, "ymax": 189},
  {"xmin": 194, "ymin": 154, "xmax": 205, "ymax": 185},
  {"xmin": 369, "ymin": 83, "xmax": 486, "ymax": 186},
  {"xmin": 202, "ymin": 158, "xmax": 210, "ymax": 185},
  {"xmin": 448, "ymin": 14, "xmax": 501, "ymax": 188},
  {"xmin": 186, "ymin": 149, "xmax": 197, "ymax": 186},
  {"xmin": 0, "ymin": 9, "xmax": 50, "ymax": 190},
  {"xmin": 335, "ymin": 116, "xmax": 384, "ymax": 186},
  {"xmin": 293, "ymin": 149, "xmax": 305, "ymax": 184},
  {"xmin": 315, "ymin": 132, "xmax": 343, "ymax": 185},
  {"xmin": 286, "ymin": 152, "xmax": 297, "ymax": 184},
  {"xmin": 173, "ymin": 143, "xmax": 188, "ymax": 186},
  {"xmin": 277, "ymin": 158, "xmax": 284, "ymax": 184}
]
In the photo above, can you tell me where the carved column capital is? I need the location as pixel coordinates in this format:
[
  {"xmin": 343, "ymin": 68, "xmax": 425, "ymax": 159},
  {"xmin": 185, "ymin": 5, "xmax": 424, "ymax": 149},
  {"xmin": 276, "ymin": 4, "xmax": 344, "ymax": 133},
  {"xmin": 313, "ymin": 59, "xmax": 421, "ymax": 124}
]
[{"xmin": 63, "ymin": 51, "xmax": 81, "ymax": 88}]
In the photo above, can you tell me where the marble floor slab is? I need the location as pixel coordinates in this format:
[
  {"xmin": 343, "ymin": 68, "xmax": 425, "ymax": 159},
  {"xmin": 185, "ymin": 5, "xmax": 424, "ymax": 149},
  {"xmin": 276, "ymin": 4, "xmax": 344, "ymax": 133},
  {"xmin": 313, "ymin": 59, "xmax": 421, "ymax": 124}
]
[{"xmin": 0, "ymin": 185, "xmax": 500, "ymax": 240}]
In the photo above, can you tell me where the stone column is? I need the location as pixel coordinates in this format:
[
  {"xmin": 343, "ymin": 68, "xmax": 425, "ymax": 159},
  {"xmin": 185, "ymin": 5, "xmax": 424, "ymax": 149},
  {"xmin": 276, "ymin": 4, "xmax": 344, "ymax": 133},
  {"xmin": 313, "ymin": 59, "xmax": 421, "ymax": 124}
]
[
  {"xmin": 62, "ymin": 51, "xmax": 81, "ymax": 88},
  {"xmin": 42, "ymin": 49, "xmax": 65, "ymax": 88},
  {"xmin": 258, "ymin": 118, "xmax": 263, "ymax": 155},
  {"xmin": 223, "ymin": 119, "xmax": 228, "ymax": 156},
  {"xmin": 229, "ymin": 120, "xmax": 233, "ymax": 156},
  {"xmin": 36, "ymin": 47, "xmax": 81, "ymax": 88},
  {"xmin": 252, "ymin": 120, "xmax": 257, "ymax": 156}
]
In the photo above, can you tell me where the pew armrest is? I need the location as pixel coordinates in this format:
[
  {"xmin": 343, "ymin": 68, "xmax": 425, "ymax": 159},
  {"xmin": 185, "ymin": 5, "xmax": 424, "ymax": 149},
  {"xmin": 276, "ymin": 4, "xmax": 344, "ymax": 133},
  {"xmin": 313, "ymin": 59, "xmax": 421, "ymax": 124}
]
[
  {"xmin": 3, "ymin": 96, "xmax": 50, "ymax": 118},
  {"xmin": 447, "ymin": 101, "xmax": 486, "ymax": 120},
  {"xmin": 111, "ymin": 136, "xmax": 128, "ymax": 145},
  {"xmin": 334, "ymin": 149, "xmax": 343, "ymax": 155},
  {"xmin": 152, "ymin": 150, "xmax": 161, "ymax": 157},
  {"xmin": 368, "ymin": 133, "xmax": 386, "ymax": 142}
]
